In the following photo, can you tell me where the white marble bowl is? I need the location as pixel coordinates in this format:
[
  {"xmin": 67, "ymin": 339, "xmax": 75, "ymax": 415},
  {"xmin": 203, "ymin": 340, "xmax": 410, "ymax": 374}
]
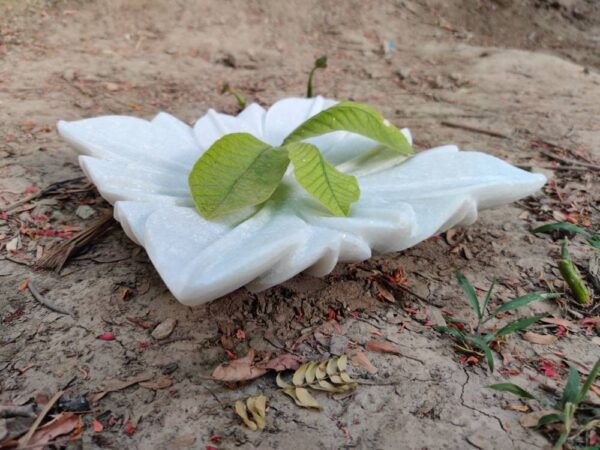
[{"xmin": 57, "ymin": 97, "xmax": 545, "ymax": 305}]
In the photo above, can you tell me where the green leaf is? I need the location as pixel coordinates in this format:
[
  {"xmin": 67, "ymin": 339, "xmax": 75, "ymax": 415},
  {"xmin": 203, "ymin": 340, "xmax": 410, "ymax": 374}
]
[
  {"xmin": 532, "ymin": 222, "xmax": 600, "ymax": 249},
  {"xmin": 490, "ymin": 293, "xmax": 561, "ymax": 317},
  {"xmin": 481, "ymin": 278, "xmax": 496, "ymax": 318},
  {"xmin": 188, "ymin": 133, "xmax": 290, "ymax": 219},
  {"xmin": 536, "ymin": 413, "xmax": 564, "ymax": 428},
  {"xmin": 559, "ymin": 367, "xmax": 581, "ymax": 408},
  {"xmin": 552, "ymin": 430, "xmax": 569, "ymax": 450},
  {"xmin": 469, "ymin": 334, "xmax": 494, "ymax": 372},
  {"xmin": 306, "ymin": 55, "xmax": 328, "ymax": 98},
  {"xmin": 495, "ymin": 315, "xmax": 543, "ymax": 338},
  {"xmin": 455, "ymin": 272, "xmax": 482, "ymax": 320},
  {"xmin": 576, "ymin": 359, "xmax": 600, "ymax": 404},
  {"xmin": 588, "ymin": 235, "xmax": 600, "ymax": 249},
  {"xmin": 434, "ymin": 325, "xmax": 467, "ymax": 343},
  {"xmin": 487, "ymin": 383, "xmax": 537, "ymax": 400},
  {"xmin": 287, "ymin": 142, "xmax": 360, "ymax": 217},
  {"xmin": 283, "ymin": 102, "xmax": 413, "ymax": 155},
  {"xmin": 532, "ymin": 222, "xmax": 592, "ymax": 238}
]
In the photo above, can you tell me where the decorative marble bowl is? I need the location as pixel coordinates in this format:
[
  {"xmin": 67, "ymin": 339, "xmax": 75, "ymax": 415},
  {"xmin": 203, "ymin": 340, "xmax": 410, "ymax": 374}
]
[{"xmin": 57, "ymin": 97, "xmax": 545, "ymax": 306}]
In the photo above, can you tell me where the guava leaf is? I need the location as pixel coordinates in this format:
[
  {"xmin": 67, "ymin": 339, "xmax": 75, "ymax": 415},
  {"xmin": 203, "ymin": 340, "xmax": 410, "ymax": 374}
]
[
  {"xmin": 283, "ymin": 102, "xmax": 413, "ymax": 155},
  {"xmin": 188, "ymin": 133, "xmax": 289, "ymax": 219},
  {"xmin": 287, "ymin": 142, "xmax": 360, "ymax": 217}
]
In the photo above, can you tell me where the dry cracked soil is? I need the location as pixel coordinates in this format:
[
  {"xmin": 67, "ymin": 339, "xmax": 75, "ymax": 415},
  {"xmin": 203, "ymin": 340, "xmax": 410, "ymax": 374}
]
[{"xmin": 1, "ymin": 0, "xmax": 599, "ymax": 449}]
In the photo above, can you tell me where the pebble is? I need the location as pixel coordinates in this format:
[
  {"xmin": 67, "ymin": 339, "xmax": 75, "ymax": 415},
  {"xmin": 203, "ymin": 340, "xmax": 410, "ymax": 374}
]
[
  {"xmin": 151, "ymin": 318, "xmax": 177, "ymax": 340},
  {"xmin": 329, "ymin": 335, "xmax": 349, "ymax": 356},
  {"xmin": 76, "ymin": 205, "xmax": 95, "ymax": 219}
]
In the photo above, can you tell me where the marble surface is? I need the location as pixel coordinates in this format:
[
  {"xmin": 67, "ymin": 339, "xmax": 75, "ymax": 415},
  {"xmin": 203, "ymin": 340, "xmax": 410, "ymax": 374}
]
[{"xmin": 58, "ymin": 97, "xmax": 546, "ymax": 305}]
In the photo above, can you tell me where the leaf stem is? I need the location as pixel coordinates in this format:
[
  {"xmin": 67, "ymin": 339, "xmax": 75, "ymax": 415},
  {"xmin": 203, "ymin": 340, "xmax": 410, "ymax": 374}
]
[
  {"xmin": 306, "ymin": 55, "xmax": 327, "ymax": 98},
  {"xmin": 559, "ymin": 239, "xmax": 591, "ymax": 306}
]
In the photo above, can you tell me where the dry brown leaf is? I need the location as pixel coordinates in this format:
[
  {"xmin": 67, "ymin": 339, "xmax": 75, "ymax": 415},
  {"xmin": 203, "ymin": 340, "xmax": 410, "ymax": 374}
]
[
  {"xmin": 294, "ymin": 387, "xmax": 321, "ymax": 409},
  {"xmin": 315, "ymin": 362, "xmax": 327, "ymax": 380},
  {"xmin": 523, "ymin": 332, "xmax": 557, "ymax": 345},
  {"xmin": 89, "ymin": 372, "xmax": 153, "ymax": 402},
  {"xmin": 257, "ymin": 353, "xmax": 302, "ymax": 372},
  {"xmin": 234, "ymin": 400, "xmax": 257, "ymax": 431},
  {"xmin": 139, "ymin": 376, "xmax": 173, "ymax": 390},
  {"xmin": 352, "ymin": 351, "xmax": 378, "ymax": 374},
  {"xmin": 305, "ymin": 362, "xmax": 318, "ymax": 384},
  {"xmin": 519, "ymin": 409, "xmax": 557, "ymax": 428},
  {"xmin": 365, "ymin": 339, "xmax": 400, "ymax": 355},
  {"xmin": 541, "ymin": 317, "xmax": 580, "ymax": 332},
  {"xmin": 212, "ymin": 349, "xmax": 267, "ymax": 383},
  {"xmin": 326, "ymin": 357, "xmax": 338, "ymax": 376},
  {"xmin": 19, "ymin": 412, "xmax": 82, "ymax": 448},
  {"xmin": 276, "ymin": 373, "xmax": 290, "ymax": 389},
  {"xmin": 508, "ymin": 404, "xmax": 529, "ymax": 412},
  {"xmin": 375, "ymin": 282, "xmax": 396, "ymax": 303},
  {"xmin": 292, "ymin": 363, "xmax": 308, "ymax": 386},
  {"xmin": 246, "ymin": 395, "xmax": 267, "ymax": 430}
]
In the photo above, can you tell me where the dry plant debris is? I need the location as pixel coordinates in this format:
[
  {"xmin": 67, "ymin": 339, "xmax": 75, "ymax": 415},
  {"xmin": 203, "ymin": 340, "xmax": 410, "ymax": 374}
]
[
  {"xmin": 276, "ymin": 355, "xmax": 357, "ymax": 409},
  {"xmin": 234, "ymin": 395, "xmax": 267, "ymax": 431}
]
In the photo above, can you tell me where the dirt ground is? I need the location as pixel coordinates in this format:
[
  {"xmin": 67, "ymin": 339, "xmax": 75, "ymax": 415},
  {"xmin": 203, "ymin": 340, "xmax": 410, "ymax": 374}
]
[{"xmin": 1, "ymin": 0, "xmax": 599, "ymax": 449}]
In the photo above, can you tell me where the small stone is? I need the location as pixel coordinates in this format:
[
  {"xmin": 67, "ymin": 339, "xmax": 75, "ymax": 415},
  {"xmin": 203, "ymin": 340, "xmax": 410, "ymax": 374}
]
[
  {"xmin": 58, "ymin": 393, "xmax": 90, "ymax": 412},
  {"xmin": 329, "ymin": 335, "xmax": 349, "ymax": 356},
  {"xmin": 105, "ymin": 82, "xmax": 119, "ymax": 92},
  {"xmin": 62, "ymin": 69, "xmax": 76, "ymax": 82},
  {"xmin": 161, "ymin": 362, "xmax": 178, "ymax": 375},
  {"xmin": 151, "ymin": 318, "xmax": 177, "ymax": 340},
  {"xmin": 6, "ymin": 236, "xmax": 20, "ymax": 252},
  {"xmin": 75, "ymin": 205, "xmax": 95, "ymax": 219}
]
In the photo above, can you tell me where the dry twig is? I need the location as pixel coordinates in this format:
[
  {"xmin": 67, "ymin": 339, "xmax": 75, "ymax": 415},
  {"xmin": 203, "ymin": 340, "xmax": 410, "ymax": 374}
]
[{"xmin": 36, "ymin": 210, "xmax": 115, "ymax": 272}]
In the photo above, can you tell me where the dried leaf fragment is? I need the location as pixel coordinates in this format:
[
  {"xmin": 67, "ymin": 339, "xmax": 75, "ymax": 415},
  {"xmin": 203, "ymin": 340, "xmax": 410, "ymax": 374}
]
[
  {"xmin": 246, "ymin": 395, "xmax": 267, "ymax": 430},
  {"xmin": 234, "ymin": 400, "xmax": 257, "ymax": 431},
  {"xmin": 294, "ymin": 387, "xmax": 321, "ymax": 409},
  {"xmin": 352, "ymin": 351, "xmax": 378, "ymax": 374},
  {"xmin": 365, "ymin": 339, "xmax": 401, "ymax": 355},
  {"xmin": 212, "ymin": 349, "xmax": 267, "ymax": 382},
  {"xmin": 292, "ymin": 363, "xmax": 308, "ymax": 386},
  {"xmin": 523, "ymin": 332, "xmax": 557, "ymax": 345}
]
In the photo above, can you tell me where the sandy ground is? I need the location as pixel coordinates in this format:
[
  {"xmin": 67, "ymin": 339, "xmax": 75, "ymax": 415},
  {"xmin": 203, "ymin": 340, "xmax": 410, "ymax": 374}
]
[{"xmin": 1, "ymin": 0, "xmax": 599, "ymax": 449}]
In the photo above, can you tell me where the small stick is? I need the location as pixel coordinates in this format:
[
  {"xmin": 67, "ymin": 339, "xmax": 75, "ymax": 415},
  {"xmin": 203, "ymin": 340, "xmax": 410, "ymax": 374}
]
[
  {"xmin": 0, "ymin": 404, "xmax": 36, "ymax": 419},
  {"xmin": 36, "ymin": 210, "xmax": 114, "ymax": 272},
  {"xmin": 19, "ymin": 389, "xmax": 64, "ymax": 446},
  {"xmin": 0, "ymin": 176, "xmax": 87, "ymax": 213},
  {"xmin": 537, "ymin": 148, "xmax": 600, "ymax": 171},
  {"xmin": 440, "ymin": 120, "xmax": 509, "ymax": 139},
  {"xmin": 28, "ymin": 281, "xmax": 73, "ymax": 316}
]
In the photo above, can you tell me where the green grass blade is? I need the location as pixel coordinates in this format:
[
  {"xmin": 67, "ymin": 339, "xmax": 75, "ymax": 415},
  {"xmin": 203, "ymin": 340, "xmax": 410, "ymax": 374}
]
[
  {"xmin": 283, "ymin": 102, "xmax": 413, "ymax": 155},
  {"xmin": 576, "ymin": 359, "xmax": 600, "ymax": 404},
  {"xmin": 434, "ymin": 325, "xmax": 467, "ymax": 343},
  {"xmin": 487, "ymin": 383, "xmax": 537, "ymax": 400},
  {"xmin": 455, "ymin": 272, "xmax": 482, "ymax": 320},
  {"xmin": 481, "ymin": 278, "xmax": 496, "ymax": 318},
  {"xmin": 536, "ymin": 413, "xmax": 563, "ymax": 428},
  {"xmin": 188, "ymin": 133, "xmax": 289, "ymax": 219},
  {"xmin": 469, "ymin": 334, "xmax": 494, "ymax": 372},
  {"xmin": 490, "ymin": 292, "xmax": 561, "ymax": 317},
  {"xmin": 559, "ymin": 367, "xmax": 581, "ymax": 408},
  {"xmin": 532, "ymin": 222, "xmax": 592, "ymax": 238},
  {"xmin": 494, "ymin": 316, "xmax": 543, "ymax": 338},
  {"xmin": 287, "ymin": 142, "xmax": 360, "ymax": 217},
  {"xmin": 552, "ymin": 430, "xmax": 569, "ymax": 450}
]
